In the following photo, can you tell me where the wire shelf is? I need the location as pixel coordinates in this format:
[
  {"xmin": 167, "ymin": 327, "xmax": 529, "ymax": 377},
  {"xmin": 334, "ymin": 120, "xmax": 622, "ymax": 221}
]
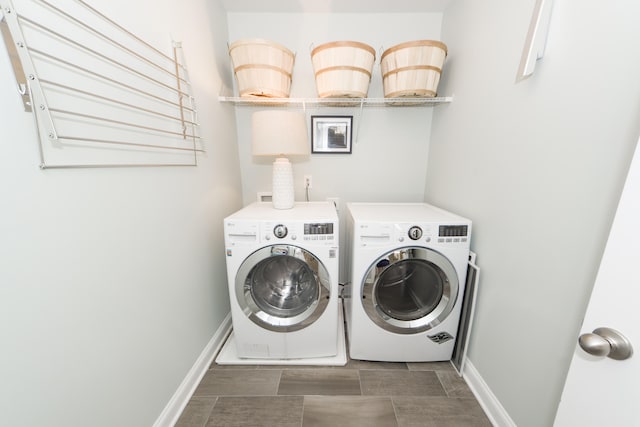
[{"xmin": 218, "ymin": 95, "xmax": 453, "ymax": 108}]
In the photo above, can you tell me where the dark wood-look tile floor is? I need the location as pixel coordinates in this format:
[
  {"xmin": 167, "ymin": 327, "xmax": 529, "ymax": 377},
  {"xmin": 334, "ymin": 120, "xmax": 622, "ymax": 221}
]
[{"xmin": 175, "ymin": 348, "xmax": 493, "ymax": 427}]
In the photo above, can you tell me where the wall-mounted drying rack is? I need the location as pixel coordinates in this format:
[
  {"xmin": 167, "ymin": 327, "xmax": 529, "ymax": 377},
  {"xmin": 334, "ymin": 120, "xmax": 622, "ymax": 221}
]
[{"xmin": 0, "ymin": 0, "xmax": 202, "ymax": 169}]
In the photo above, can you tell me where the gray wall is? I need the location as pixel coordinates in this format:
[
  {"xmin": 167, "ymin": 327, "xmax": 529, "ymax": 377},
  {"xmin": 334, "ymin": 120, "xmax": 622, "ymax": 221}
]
[
  {"xmin": 428, "ymin": 0, "xmax": 640, "ymax": 426},
  {"xmin": 0, "ymin": 0, "xmax": 241, "ymax": 425}
]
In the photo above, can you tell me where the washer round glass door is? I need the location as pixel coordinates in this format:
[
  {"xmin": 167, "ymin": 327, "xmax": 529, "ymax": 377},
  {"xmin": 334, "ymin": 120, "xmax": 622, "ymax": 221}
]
[
  {"xmin": 235, "ymin": 245, "xmax": 331, "ymax": 332},
  {"xmin": 362, "ymin": 247, "xmax": 458, "ymax": 334}
]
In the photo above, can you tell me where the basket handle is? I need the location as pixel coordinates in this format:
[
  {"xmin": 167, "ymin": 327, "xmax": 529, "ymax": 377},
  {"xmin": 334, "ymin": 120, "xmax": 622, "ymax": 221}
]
[{"xmin": 378, "ymin": 46, "xmax": 385, "ymax": 64}]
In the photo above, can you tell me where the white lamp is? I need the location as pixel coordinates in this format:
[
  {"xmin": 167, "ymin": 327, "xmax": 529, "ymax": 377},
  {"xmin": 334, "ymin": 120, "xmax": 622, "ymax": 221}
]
[{"xmin": 252, "ymin": 110, "xmax": 309, "ymax": 209}]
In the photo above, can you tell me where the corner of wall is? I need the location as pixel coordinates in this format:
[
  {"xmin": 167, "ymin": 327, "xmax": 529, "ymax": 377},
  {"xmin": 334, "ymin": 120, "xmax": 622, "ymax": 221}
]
[
  {"xmin": 152, "ymin": 313, "xmax": 232, "ymax": 427},
  {"xmin": 463, "ymin": 360, "xmax": 517, "ymax": 427}
]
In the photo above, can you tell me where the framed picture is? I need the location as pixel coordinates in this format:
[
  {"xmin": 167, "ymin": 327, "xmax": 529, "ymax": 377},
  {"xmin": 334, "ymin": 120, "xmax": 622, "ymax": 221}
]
[{"xmin": 311, "ymin": 116, "xmax": 353, "ymax": 154}]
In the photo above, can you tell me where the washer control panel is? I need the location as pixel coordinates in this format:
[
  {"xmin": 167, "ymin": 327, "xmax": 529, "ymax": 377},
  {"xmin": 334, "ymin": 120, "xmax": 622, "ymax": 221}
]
[
  {"xmin": 304, "ymin": 222, "xmax": 334, "ymax": 238},
  {"xmin": 260, "ymin": 221, "xmax": 336, "ymax": 244},
  {"xmin": 408, "ymin": 226, "xmax": 423, "ymax": 240},
  {"xmin": 273, "ymin": 224, "xmax": 288, "ymax": 238}
]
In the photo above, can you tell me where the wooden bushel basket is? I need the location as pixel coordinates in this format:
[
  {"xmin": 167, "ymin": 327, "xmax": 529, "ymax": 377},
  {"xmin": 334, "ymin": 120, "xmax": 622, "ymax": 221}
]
[
  {"xmin": 229, "ymin": 39, "xmax": 295, "ymax": 98},
  {"xmin": 311, "ymin": 41, "xmax": 376, "ymax": 99},
  {"xmin": 381, "ymin": 40, "xmax": 448, "ymax": 99}
]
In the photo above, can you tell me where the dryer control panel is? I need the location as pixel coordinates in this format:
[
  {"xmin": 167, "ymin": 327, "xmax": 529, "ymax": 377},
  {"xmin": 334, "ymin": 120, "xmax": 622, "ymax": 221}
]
[
  {"xmin": 437, "ymin": 224, "xmax": 469, "ymax": 244},
  {"xmin": 356, "ymin": 222, "xmax": 469, "ymax": 246}
]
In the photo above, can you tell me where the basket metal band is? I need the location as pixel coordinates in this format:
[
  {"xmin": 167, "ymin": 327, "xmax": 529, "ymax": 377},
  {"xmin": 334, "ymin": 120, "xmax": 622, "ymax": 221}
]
[
  {"xmin": 315, "ymin": 65, "xmax": 372, "ymax": 79},
  {"xmin": 382, "ymin": 65, "xmax": 442, "ymax": 80},
  {"xmin": 234, "ymin": 63, "xmax": 293, "ymax": 79}
]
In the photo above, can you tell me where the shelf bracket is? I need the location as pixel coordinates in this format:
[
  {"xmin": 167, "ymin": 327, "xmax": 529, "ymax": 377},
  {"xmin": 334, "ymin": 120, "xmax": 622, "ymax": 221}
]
[{"xmin": 354, "ymin": 99, "xmax": 364, "ymax": 144}]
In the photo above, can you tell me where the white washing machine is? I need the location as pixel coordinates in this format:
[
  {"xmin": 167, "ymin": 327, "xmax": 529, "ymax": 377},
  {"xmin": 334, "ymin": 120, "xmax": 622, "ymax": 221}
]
[
  {"xmin": 345, "ymin": 202, "xmax": 471, "ymax": 362},
  {"xmin": 223, "ymin": 202, "xmax": 340, "ymax": 359}
]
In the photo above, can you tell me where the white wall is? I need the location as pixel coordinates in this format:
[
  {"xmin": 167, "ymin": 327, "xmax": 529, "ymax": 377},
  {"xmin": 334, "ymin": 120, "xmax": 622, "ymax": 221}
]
[
  {"xmin": 226, "ymin": 12, "xmax": 446, "ymax": 280},
  {"xmin": 428, "ymin": 0, "xmax": 640, "ymax": 426},
  {"xmin": 225, "ymin": 12, "xmax": 443, "ymax": 207},
  {"xmin": 0, "ymin": 0, "xmax": 241, "ymax": 426}
]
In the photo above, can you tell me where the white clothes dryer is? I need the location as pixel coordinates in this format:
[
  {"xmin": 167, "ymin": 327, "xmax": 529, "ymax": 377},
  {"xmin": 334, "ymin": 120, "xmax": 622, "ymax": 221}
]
[
  {"xmin": 223, "ymin": 202, "xmax": 340, "ymax": 359},
  {"xmin": 345, "ymin": 202, "xmax": 471, "ymax": 362}
]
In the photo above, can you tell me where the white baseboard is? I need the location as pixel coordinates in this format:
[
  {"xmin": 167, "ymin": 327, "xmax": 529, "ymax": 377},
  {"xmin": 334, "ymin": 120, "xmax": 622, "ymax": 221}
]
[
  {"xmin": 153, "ymin": 313, "xmax": 233, "ymax": 427},
  {"xmin": 463, "ymin": 360, "xmax": 517, "ymax": 427}
]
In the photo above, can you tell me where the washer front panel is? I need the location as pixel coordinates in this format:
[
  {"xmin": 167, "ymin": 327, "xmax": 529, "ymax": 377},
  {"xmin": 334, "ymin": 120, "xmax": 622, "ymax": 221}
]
[
  {"xmin": 236, "ymin": 244, "xmax": 331, "ymax": 332},
  {"xmin": 361, "ymin": 246, "xmax": 459, "ymax": 334}
]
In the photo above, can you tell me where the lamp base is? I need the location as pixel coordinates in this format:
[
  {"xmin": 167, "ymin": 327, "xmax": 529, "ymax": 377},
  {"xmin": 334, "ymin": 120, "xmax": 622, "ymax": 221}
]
[{"xmin": 272, "ymin": 157, "xmax": 294, "ymax": 209}]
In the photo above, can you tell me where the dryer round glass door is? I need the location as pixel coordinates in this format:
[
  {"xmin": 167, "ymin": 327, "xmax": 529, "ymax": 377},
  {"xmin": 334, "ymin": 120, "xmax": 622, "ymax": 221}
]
[
  {"xmin": 361, "ymin": 247, "xmax": 459, "ymax": 334},
  {"xmin": 235, "ymin": 244, "xmax": 331, "ymax": 332}
]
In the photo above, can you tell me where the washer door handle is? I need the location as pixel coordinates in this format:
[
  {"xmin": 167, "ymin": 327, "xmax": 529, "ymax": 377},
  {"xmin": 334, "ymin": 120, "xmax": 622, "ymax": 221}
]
[{"xmin": 578, "ymin": 327, "xmax": 633, "ymax": 360}]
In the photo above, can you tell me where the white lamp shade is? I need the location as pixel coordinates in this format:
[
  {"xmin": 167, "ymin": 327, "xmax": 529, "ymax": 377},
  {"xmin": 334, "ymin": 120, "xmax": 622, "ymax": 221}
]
[{"xmin": 251, "ymin": 110, "xmax": 309, "ymax": 156}]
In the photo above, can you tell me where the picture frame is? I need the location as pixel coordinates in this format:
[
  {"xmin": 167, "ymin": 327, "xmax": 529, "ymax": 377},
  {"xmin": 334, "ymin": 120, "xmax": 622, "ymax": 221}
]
[{"xmin": 311, "ymin": 115, "xmax": 353, "ymax": 154}]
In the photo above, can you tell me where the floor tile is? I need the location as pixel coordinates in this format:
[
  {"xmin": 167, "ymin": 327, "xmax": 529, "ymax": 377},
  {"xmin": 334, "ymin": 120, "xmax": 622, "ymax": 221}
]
[
  {"xmin": 303, "ymin": 396, "xmax": 398, "ymax": 427},
  {"xmin": 193, "ymin": 369, "xmax": 281, "ymax": 396},
  {"xmin": 256, "ymin": 364, "xmax": 347, "ymax": 370},
  {"xmin": 406, "ymin": 361, "xmax": 456, "ymax": 372},
  {"xmin": 360, "ymin": 370, "xmax": 447, "ymax": 397},
  {"xmin": 345, "ymin": 358, "xmax": 408, "ymax": 370},
  {"xmin": 175, "ymin": 396, "xmax": 217, "ymax": 427},
  {"xmin": 436, "ymin": 371, "xmax": 476, "ymax": 398},
  {"xmin": 278, "ymin": 369, "xmax": 361, "ymax": 395},
  {"xmin": 212, "ymin": 363, "xmax": 259, "ymax": 370},
  {"xmin": 179, "ymin": 346, "xmax": 492, "ymax": 426},
  {"xmin": 392, "ymin": 396, "xmax": 492, "ymax": 427},
  {"xmin": 206, "ymin": 396, "xmax": 303, "ymax": 427}
]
